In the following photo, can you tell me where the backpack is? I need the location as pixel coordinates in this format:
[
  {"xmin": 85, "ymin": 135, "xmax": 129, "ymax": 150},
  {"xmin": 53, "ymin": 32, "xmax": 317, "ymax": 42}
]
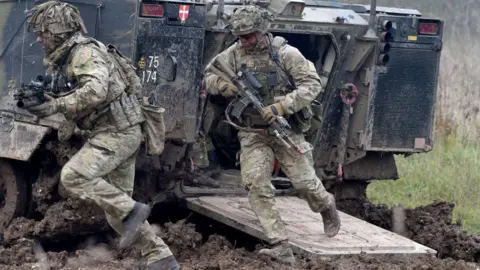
[{"xmin": 106, "ymin": 44, "xmax": 166, "ymax": 156}]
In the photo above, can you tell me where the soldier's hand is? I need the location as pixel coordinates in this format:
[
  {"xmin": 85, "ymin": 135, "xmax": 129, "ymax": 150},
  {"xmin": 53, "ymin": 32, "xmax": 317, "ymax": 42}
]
[
  {"xmin": 218, "ymin": 78, "xmax": 238, "ymax": 97},
  {"xmin": 262, "ymin": 103, "xmax": 285, "ymax": 124},
  {"xmin": 27, "ymin": 94, "xmax": 59, "ymax": 118}
]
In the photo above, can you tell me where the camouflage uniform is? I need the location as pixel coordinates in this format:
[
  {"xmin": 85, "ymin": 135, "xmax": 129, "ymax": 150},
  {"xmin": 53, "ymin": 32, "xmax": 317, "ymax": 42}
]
[
  {"xmin": 26, "ymin": 2, "xmax": 178, "ymax": 269},
  {"xmin": 204, "ymin": 5, "xmax": 340, "ymax": 265}
]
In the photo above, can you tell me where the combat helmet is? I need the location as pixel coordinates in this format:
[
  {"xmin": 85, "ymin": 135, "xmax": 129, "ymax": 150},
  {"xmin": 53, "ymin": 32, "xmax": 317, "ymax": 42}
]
[
  {"xmin": 27, "ymin": 0, "xmax": 87, "ymax": 36},
  {"xmin": 228, "ymin": 5, "xmax": 275, "ymax": 36}
]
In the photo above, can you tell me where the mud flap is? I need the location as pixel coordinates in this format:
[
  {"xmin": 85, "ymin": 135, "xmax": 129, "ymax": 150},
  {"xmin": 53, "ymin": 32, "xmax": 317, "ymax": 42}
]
[
  {"xmin": 186, "ymin": 196, "xmax": 437, "ymax": 256},
  {"xmin": 0, "ymin": 119, "xmax": 50, "ymax": 161}
]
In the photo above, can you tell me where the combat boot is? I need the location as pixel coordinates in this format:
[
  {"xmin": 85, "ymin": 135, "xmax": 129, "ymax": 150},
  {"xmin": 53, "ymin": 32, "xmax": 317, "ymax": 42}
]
[
  {"xmin": 191, "ymin": 169, "xmax": 221, "ymax": 188},
  {"xmin": 119, "ymin": 202, "xmax": 151, "ymax": 249},
  {"xmin": 146, "ymin": 255, "xmax": 180, "ymax": 270},
  {"xmin": 320, "ymin": 193, "xmax": 341, "ymax": 237},
  {"xmin": 258, "ymin": 241, "xmax": 296, "ymax": 265}
]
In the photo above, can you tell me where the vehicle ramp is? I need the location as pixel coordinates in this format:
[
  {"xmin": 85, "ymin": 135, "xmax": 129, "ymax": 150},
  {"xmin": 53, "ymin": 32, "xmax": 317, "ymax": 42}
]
[{"xmin": 186, "ymin": 196, "xmax": 437, "ymax": 257}]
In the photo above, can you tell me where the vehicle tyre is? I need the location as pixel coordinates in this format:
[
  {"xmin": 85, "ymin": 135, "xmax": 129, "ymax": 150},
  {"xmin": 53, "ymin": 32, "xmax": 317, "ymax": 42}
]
[{"xmin": 0, "ymin": 158, "xmax": 30, "ymax": 229}]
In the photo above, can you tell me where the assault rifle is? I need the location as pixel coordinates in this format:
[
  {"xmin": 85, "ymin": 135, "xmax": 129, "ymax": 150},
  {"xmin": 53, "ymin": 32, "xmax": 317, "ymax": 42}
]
[
  {"xmin": 211, "ymin": 57, "xmax": 302, "ymax": 153},
  {"xmin": 14, "ymin": 75, "xmax": 53, "ymax": 109}
]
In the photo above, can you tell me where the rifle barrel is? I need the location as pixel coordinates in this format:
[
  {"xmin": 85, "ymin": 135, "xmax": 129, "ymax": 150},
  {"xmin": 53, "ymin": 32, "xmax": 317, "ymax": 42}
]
[{"xmin": 17, "ymin": 98, "xmax": 41, "ymax": 108}]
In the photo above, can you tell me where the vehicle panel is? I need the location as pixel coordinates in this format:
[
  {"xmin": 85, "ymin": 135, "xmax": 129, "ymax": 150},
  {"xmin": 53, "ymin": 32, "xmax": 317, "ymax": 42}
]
[{"xmin": 365, "ymin": 15, "xmax": 443, "ymax": 152}]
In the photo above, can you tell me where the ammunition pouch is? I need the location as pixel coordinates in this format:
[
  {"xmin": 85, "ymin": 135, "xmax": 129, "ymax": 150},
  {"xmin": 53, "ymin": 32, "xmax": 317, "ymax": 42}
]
[
  {"xmin": 77, "ymin": 92, "xmax": 144, "ymax": 131},
  {"xmin": 290, "ymin": 106, "xmax": 313, "ymax": 134},
  {"xmin": 288, "ymin": 100, "xmax": 323, "ymax": 134},
  {"xmin": 140, "ymin": 97, "xmax": 166, "ymax": 156},
  {"xmin": 107, "ymin": 94, "xmax": 145, "ymax": 131},
  {"xmin": 309, "ymin": 100, "xmax": 324, "ymax": 131}
]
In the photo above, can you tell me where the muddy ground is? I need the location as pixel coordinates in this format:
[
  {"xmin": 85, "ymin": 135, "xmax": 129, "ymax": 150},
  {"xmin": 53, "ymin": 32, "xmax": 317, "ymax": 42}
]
[{"xmin": 1, "ymin": 180, "xmax": 480, "ymax": 269}]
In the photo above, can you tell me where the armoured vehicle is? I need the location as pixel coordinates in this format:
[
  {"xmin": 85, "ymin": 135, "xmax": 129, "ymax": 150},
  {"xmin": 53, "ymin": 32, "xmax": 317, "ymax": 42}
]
[{"xmin": 0, "ymin": 0, "xmax": 442, "ymax": 256}]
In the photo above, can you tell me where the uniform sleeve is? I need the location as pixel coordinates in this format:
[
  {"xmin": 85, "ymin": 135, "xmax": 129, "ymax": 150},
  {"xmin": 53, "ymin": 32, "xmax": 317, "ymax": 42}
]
[
  {"xmin": 57, "ymin": 44, "xmax": 111, "ymax": 120},
  {"xmin": 279, "ymin": 45, "xmax": 324, "ymax": 115},
  {"xmin": 203, "ymin": 45, "xmax": 236, "ymax": 95}
]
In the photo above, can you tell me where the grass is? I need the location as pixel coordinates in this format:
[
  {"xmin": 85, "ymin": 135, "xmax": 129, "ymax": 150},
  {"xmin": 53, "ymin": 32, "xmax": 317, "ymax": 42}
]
[{"xmin": 367, "ymin": 134, "xmax": 480, "ymax": 235}]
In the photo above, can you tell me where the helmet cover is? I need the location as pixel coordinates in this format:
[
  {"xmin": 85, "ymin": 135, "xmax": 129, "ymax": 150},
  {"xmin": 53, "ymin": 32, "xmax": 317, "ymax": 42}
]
[
  {"xmin": 27, "ymin": 0, "xmax": 87, "ymax": 35},
  {"xmin": 228, "ymin": 5, "xmax": 275, "ymax": 36}
]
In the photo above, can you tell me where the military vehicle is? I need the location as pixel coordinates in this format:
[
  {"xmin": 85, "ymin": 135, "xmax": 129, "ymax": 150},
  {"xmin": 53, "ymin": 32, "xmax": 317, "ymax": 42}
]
[{"xmin": 0, "ymin": 0, "xmax": 443, "ymax": 256}]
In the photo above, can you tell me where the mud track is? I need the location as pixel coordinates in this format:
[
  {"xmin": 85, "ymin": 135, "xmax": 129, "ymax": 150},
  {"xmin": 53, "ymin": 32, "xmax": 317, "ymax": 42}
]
[{"xmin": 1, "ymin": 180, "xmax": 479, "ymax": 269}]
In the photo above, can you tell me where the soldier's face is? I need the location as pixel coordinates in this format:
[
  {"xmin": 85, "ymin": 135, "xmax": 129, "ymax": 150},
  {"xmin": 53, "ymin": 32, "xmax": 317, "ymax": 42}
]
[
  {"xmin": 239, "ymin": 32, "xmax": 262, "ymax": 48},
  {"xmin": 35, "ymin": 31, "xmax": 57, "ymax": 55}
]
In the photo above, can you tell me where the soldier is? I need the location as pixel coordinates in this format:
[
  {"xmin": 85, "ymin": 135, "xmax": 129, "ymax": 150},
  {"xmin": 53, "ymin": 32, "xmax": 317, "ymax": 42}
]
[
  {"xmin": 204, "ymin": 5, "xmax": 341, "ymax": 265},
  {"xmin": 25, "ymin": 1, "xmax": 179, "ymax": 269}
]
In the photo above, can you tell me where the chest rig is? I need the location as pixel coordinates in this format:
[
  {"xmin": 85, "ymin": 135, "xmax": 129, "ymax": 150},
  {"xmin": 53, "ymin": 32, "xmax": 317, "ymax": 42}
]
[
  {"xmin": 232, "ymin": 36, "xmax": 293, "ymax": 128},
  {"xmin": 235, "ymin": 38, "xmax": 294, "ymax": 101},
  {"xmin": 52, "ymin": 65, "xmax": 76, "ymax": 95}
]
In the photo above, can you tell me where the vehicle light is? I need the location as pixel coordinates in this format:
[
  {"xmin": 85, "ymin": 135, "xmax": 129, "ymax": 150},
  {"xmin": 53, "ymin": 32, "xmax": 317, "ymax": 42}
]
[
  {"xmin": 418, "ymin": 22, "xmax": 438, "ymax": 35},
  {"xmin": 377, "ymin": 20, "xmax": 395, "ymax": 66},
  {"xmin": 379, "ymin": 43, "xmax": 390, "ymax": 53},
  {"xmin": 377, "ymin": 54, "xmax": 389, "ymax": 66},
  {"xmin": 380, "ymin": 31, "xmax": 393, "ymax": 42},
  {"xmin": 382, "ymin": 20, "xmax": 392, "ymax": 31},
  {"xmin": 141, "ymin": 3, "xmax": 164, "ymax": 18}
]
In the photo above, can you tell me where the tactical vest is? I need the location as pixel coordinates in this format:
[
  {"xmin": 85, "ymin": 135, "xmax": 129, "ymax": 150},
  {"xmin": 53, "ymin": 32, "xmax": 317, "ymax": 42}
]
[
  {"xmin": 232, "ymin": 36, "xmax": 314, "ymax": 133},
  {"xmin": 54, "ymin": 38, "xmax": 143, "ymax": 132}
]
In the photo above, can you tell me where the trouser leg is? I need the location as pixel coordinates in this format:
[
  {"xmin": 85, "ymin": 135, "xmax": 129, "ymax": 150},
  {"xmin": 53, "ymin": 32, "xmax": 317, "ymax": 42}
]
[
  {"xmin": 238, "ymin": 131, "xmax": 288, "ymax": 244},
  {"xmin": 61, "ymin": 125, "xmax": 155, "ymax": 247},
  {"xmin": 273, "ymin": 133, "xmax": 331, "ymax": 212},
  {"xmin": 273, "ymin": 133, "xmax": 340, "ymax": 237},
  {"xmin": 103, "ymin": 151, "xmax": 173, "ymax": 264},
  {"xmin": 61, "ymin": 160, "xmax": 136, "ymax": 220}
]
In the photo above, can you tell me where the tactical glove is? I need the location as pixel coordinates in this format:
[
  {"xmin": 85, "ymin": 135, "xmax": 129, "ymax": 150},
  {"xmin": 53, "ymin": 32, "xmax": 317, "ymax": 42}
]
[
  {"xmin": 218, "ymin": 78, "xmax": 238, "ymax": 97},
  {"xmin": 27, "ymin": 94, "xmax": 59, "ymax": 118},
  {"xmin": 262, "ymin": 103, "xmax": 285, "ymax": 125}
]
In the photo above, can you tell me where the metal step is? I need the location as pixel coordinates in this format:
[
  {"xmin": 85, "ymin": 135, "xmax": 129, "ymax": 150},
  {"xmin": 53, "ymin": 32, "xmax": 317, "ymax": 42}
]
[{"xmin": 186, "ymin": 196, "xmax": 437, "ymax": 256}]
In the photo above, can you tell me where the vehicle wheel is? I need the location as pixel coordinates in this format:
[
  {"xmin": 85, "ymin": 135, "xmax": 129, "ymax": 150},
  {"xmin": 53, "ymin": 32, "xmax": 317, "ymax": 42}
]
[{"xmin": 0, "ymin": 159, "xmax": 30, "ymax": 229}]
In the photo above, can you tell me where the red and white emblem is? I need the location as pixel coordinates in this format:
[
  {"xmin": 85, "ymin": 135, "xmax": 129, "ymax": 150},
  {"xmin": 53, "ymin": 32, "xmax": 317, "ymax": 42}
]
[{"xmin": 179, "ymin": 4, "xmax": 189, "ymax": 23}]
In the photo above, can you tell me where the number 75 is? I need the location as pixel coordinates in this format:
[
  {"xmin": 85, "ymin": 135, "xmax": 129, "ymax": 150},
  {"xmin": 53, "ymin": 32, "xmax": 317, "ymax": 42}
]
[{"xmin": 148, "ymin": 56, "xmax": 159, "ymax": 68}]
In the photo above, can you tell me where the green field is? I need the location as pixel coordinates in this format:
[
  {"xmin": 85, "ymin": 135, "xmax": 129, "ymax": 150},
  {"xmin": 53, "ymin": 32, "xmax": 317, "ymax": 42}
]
[{"xmin": 367, "ymin": 134, "xmax": 480, "ymax": 235}]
